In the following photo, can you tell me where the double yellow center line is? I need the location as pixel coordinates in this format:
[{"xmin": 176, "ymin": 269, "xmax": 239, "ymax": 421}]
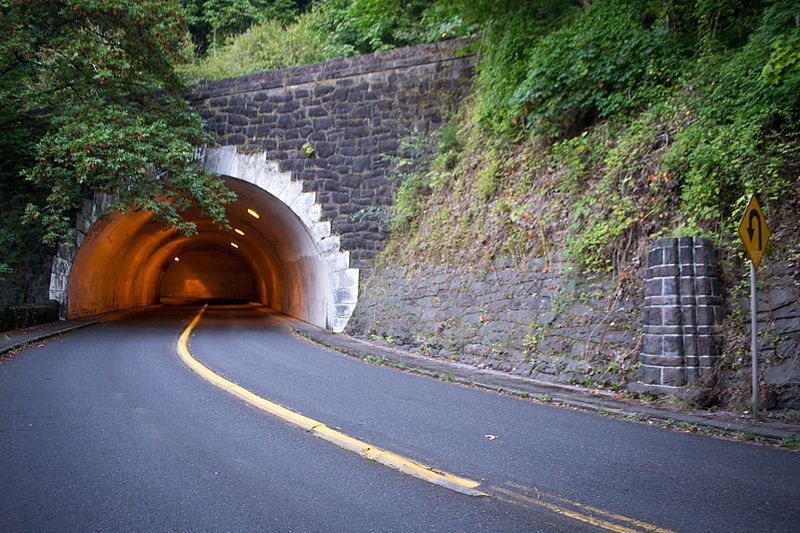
[
  {"xmin": 177, "ymin": 305, "xmax": 483, "ymax": 496},
  {"xmin": 177, "ymin": 306, "xmax": 674, "ymax": 532}
]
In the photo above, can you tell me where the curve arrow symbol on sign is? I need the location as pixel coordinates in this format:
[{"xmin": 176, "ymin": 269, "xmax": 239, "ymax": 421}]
[{"xmin": 748, "ymin": 209, "xmax": 762, "ymax": 250}]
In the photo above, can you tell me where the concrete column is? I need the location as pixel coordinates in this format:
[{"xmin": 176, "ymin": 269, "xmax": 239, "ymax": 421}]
[{"xmin": 640, "ymin": 237, "xmax": 723, "ymax": 389}]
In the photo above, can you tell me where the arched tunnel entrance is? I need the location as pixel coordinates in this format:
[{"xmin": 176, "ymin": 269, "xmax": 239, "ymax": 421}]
[{"xmin": 55, "ymin": 148, "xmax": 359, "ymax": 332}]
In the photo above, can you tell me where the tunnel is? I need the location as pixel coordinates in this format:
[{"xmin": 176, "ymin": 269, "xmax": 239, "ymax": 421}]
[{"xmin": 58, "ymin": 148, "xmax": 359, "ymax": 332}]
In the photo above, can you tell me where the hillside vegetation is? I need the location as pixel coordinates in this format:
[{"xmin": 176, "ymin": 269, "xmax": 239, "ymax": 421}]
[
  {"xmin": 387, "ymin": 1, "xmax": 798, "ymax": 277},
  {"xmin": 179, "ymin": 0, "xmax": 799, "ymax": 278}
]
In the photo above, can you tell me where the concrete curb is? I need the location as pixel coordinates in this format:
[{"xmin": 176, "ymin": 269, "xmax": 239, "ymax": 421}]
[
  {"xmin": 0, "ymin": 305, "xmax": 161, "ymax": 356},
  {"xmin": 0, "ymin": 321, "xmax": 98, "ymax": 356},
  {"xmin": 276, "ymin": 315, "xmax": 800, "ymax": 445}
]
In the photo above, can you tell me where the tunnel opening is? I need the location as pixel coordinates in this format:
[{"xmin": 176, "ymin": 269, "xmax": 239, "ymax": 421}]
[
  {"xmin": 159, "ymin": 246, "xmax": 259, "ymax": 305},
  {"xmin": 57, "ymin": 150, "xmax": 359, "ymax": 332}
]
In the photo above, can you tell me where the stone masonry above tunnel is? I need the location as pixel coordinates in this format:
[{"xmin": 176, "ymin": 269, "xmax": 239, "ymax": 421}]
[{"xmin": 189, "ymin": 39, "xmax": 475, "ymax": 269}]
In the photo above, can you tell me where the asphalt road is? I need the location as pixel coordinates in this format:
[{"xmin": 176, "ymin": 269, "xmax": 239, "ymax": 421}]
[{"xmin": 1, "ymin": 305, "xmax": 799, "ymax": 532}]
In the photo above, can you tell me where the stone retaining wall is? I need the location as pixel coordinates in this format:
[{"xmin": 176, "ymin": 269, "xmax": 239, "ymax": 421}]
[
  {"xmin": 743, "ymin": 259, "xmax": 800, "ymax": 409},
  {"xmin": 0, "ymin": 238, "xmax": 58, "ymax": 330},
  {"xmin": 349, "ymin": 243, "xmax": 800, "ymax": 410},
  {"xmin": 347, "ymin": 257, "xmax": 641, "ymax": 386}
]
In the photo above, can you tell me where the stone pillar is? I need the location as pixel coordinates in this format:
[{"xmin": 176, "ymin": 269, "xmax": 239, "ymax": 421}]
[{"xmin": 640, "ymin": 237, "xmax": 723, "ymax": 389}]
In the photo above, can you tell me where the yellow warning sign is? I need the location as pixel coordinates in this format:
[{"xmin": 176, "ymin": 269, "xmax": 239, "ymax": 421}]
[{"xmin": 738, "ymin": 194, "xmax": 771, "ymax": 269}]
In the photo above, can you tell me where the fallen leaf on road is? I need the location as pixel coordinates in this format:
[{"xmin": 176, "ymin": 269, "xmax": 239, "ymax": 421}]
[{"xmin": 484, "ymin": 434, "xmax": 498, "ymax": 440}]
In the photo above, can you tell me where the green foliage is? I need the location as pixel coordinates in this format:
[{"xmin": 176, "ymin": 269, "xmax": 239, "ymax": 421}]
[
  {"xmin": 762, "ymin": 29, "xmax": 800, "ymax": 85},
  {"xmin": 319, "ymin": 0, "xmax": 470, "ymax": 54},
  {"xmin": 182, "ymin": 0, "xmax": 305, "ymax": 55},
  {"xmin": 434, "ymin": 120, "xmax": 462, "ymax": 169},
  {"xmin": 466, "ymin": 1, "xmax": 577, "ymax": 134},
  {"xmin": 389, "ymin": 172, "xmax": 427, "ymax": 234},
  {"xmin": 369, "ymin": 0, "xmax": 800, "ymax": 284},
  {"xmin": 512, "ymin": 0, "xmax": 689, "ymax": 138},
  {"xmin": 0, "ymin": 106, "xmax": 41, "ymax": 281},
  {"xmin": 180, "ymin": 8, "xmax": 354, "ymax": 81},
  {"xmin": 663, "ymin": 3, "xmax": 800, "ymax": 233},
  {"xmin": 464, "ymin": 1, "xmax": 800, "ymax": 273},
  {"xmin": 779, "ymin": 432, "xmax": 800, "ymax": 449},
  {"xmin": 1, "ymin": 0, "xmax": 235, "ymax": 254},
  {"xmin": 386, "ymin": 128, "xmax": 453, "ymax": 234},
  {"xmin": 474, "ymin": 149, "xmax": 501, "ymax": 202},
  {"xmin": 550, "ymin": 132, "xmax": 590, "ymax": 193},
  {"xmin": 181, "ymin": 0, "xmax": 472, "ymax": 81}
]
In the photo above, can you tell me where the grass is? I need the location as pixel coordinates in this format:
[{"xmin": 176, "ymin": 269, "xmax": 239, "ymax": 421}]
[
  {"xmin": 738, "ymin": 431, "xmax": 759, "ymax": 442},
  {"xmin": 778, "ymin": 433, "xmax": 800, "ymax": 450},
  {"xmin": 623, "ymin": 412, "xmax": 648, "ymax": 423},
  {"xmin": 365, "ymin": 355, "xmax": 386, "ymax": 366}
]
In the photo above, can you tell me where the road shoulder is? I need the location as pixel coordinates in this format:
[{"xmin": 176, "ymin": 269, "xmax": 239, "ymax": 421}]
[{"xmin": 268, "ymin": 309, "xmax": 800, "ymax": 446}]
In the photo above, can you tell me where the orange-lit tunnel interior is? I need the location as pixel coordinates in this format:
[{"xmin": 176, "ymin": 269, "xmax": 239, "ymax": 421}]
[{"xmin": 66, "ymin": 177, "xmax": 333, "ymax": 328}]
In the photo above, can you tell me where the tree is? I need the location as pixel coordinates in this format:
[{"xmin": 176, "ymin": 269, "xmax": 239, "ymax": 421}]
[
  {"xmin": 182, "ymin": 0, "xmax": 309, "ymax": 55},
  {"xmin": 0, "ymin": 0, "xmax": 234, "ymax": 262}
]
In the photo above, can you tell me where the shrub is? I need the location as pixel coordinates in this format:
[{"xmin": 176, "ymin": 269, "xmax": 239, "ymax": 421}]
[
  {"xmin": 511, "ymin": 0, "xmax": 689, "ymax": 139},
  {"xmin": 180, "ymin": 8, "xmax": 356, "ymax": 81}
]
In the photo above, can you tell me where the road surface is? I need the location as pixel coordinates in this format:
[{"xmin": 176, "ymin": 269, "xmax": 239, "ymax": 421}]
[{"xmin": 1, "ymin": 305, "xmax": 798, "ymax": 531}]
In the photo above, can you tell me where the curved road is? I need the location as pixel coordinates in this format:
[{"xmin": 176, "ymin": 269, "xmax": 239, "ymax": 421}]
[{"xmin": 1, "ymin": 306, "xmax": 798, "ymax": 531}]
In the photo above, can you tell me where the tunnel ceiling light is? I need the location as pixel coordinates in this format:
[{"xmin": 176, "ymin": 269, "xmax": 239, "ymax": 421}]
[
  {"xmin": 247, "ymin": 208, "xmax": 260, "ymax": 219},
  {"xmin": 234, "ymin": 228, "xmax": 245, "ymax": 236},
  {"xmin": 230, "ymin": 242, "xmax": 239, "ymax": 249}
]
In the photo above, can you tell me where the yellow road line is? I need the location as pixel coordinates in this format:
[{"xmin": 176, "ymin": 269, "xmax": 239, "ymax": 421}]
[
  {"xmin": 493, "ymin": 487, "xmax": 641, "ymax": 533},
  {"xmin": 176, "ymin": 305, "xmax": 485, "ymax": 496},
  {"xmin": 504, "ymin": 482, "xmax": 676, "ymax": 533},
  {"xmin": 492, "ymin": 484, "xmax": 676, "ymax": 533}
]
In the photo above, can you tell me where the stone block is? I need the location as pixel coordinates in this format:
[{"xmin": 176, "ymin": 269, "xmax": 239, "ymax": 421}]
[
  {"xmin": 694, "ymin": 240, "xmax": 716, "ymax": 265},
  {"xmin": 644, "ymin": 306, "xmax": 661, "ymax": 326},
  {"xmin": 644, "ymin": 278, "xmax": 662, "ymax": 298},
  {"xmin": 662, "ymin": 334, "xmax": 682, "ymax": 355},
  {"xmin": 647, "ymin": 248, "xmax": 663, "ymax": 267},
  {"xmin": 661, "ymin": 367, "xmax": 686, "ymax": 387},
  {"xmin": 662, "ymin": 306, "xmax": 682, "ymax": 326},
  {"xmin": 641, "ymin": 354, "xmax": 683, "ymax": 367},
  {"xmin": 681, "ymin": 307, "xmax": 695, "ymax": 327},
  {"xmin": 649, "ymin": 265, "xmax": 680, "ymax": 278},
  {"xmin": 645, "ymin": 295, "xmax": 680, "ymax": 306},
  {"xmin": 662, "ymin": 277, "xmax": 678, "ymax": 296},
  {"xmin": 640, "ymin": 365, "xmax": 662, "ymax": 384},
  {"xmin": 663, "ymin": 244, "xmax": 678, "ymax": 265},
  {"xmin": 682, "ymin": 337, "xmax": 697, "ymax": 356},
  {"xmin": 695, "ymin": 305, "xmax": 717, "ymax": 326}
]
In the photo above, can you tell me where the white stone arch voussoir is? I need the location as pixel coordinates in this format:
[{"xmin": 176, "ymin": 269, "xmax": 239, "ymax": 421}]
[{"xmin": 202, "ymin": 145, "xmax": 358, "ymax": 333}]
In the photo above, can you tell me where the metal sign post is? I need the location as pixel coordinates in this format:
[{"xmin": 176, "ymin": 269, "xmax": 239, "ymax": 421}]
[
  {"xmin": 737, "ymin": 194, "xmax": 771, "ymax": 419},
  {"xmin": 750, "ymin": 260, "xmax": 758, "ymax": 418}
]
